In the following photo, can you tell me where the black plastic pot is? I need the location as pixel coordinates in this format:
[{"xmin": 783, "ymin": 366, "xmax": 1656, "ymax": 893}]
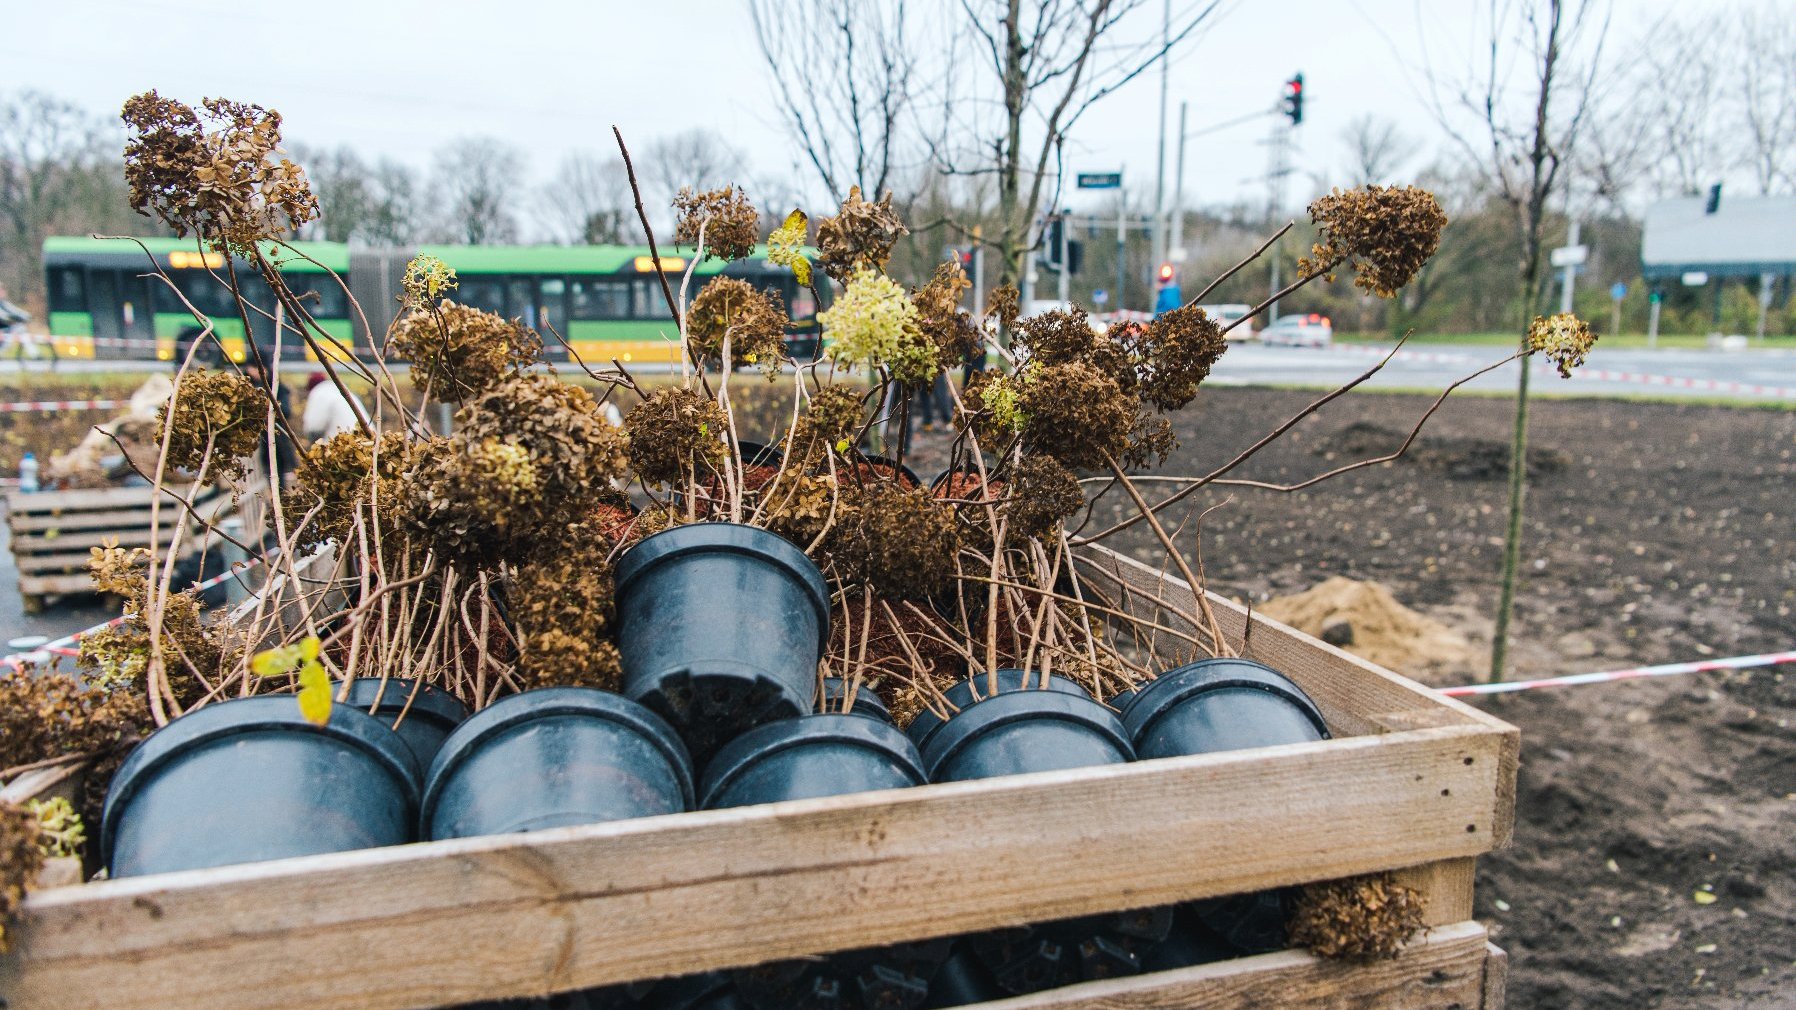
[
  {"xmin": 966, "ymin": 904, "xmax": 1175, "ymax": 996},
  {"xmin": 1120, "ymin": 657, "xmax": 1329, "ymax": 761},
  {"xmin": 703, "ymin": 714, "xmax": 939, "ymax": 1010},
  {"xmin": 903, "ymin": 669, "xmax": 1089, "ymax": 757},
  {"xmin": 1189, "ymin": 888, "xmax": 1296, "ymax": 956},
  {"xmin": 421, "ymin": 688, "xmax": 693, "ymax": 840},
  {"xmin": 703, "ymin": 714, "xmax": 925, "ymax": 809},
  {"xmin": 644, "ymin": 974, "xmax": 749, "ymax": 1010},
  {"xmin": 614, "ymin": 522, "xmax": 830, "ymax": 762},
  {"xmin": 1141, "ymin": 907, "xmax": 1239, "ymax": 972},
  {"xmin": 455, "ymin": 982, "xmax": 652, "ymax": 1010},
  {"xmin": 920, "ymin": 945, "xmax": 1004, "ymax": 1009},
  {"xmin": 339, "ymin": 677, "xmax": 470, "ymax": 767},
  {"xmin": 915, "ymin": 673, "xmax": 1133, "ymax": 784},
  {"xmin": 819, "ymin": 677, "xmax": 894, "ymax": 722},
  {"xmin": 102, "ymin": 696, "xmax": 421, "ymax": 877}
]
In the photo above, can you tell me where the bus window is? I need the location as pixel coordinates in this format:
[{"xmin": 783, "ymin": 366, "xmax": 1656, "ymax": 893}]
[
  {"xmin": 787, "ymin": 281, "xmax": 816, "ymax": 321},
  {"xmin": 632, "ymin": 280, "xmax": 658, "ymax": 320},
  {"xmin": 458, "ymin": 277, "xmax": 507, "ymax": 315},
  {"xmin": 290, "ymin": 276, "xmax": 348, "ymax": 319},
  {"xmin": 47, "ymin": 267, "xmax": 86, "ymax": 313},
  {"xmin": 570, "ymin": 279, "xmax": 631, "ymax": 320},
  {"xmin": 506, "ymin": 278, "xmax": 536, "ymax": 328}
]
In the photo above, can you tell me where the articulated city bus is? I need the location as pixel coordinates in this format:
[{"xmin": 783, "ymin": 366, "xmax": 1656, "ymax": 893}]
[{"xmin": 40, "ymin": 236, "xmax": 820, "ymax": 364}]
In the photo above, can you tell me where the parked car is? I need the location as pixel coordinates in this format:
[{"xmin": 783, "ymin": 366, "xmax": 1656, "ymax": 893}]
[
  {"xmin": 1197, "ymin": 304, "xmax": 1255, "ymax": 341},
  {"xmin": 1259, "ymin": 313, "xmax": 1333, "ymax": 348}
]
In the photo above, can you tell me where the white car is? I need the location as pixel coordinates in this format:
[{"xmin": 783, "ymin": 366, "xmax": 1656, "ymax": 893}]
[
  {"xmin": 1197, "ymin": 303, "xmax": 1255, "ymax": 341},
  {"xmin": 1259, "ymin": 313, "xmax": 1333, "ymax": 348}
]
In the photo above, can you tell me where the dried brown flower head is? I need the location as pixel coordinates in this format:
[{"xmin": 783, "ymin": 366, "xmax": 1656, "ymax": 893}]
[
  {"xmin": 958, "ymin": 370, "xmax": 1025, "ymax": 447},
  {"xmin": 88, "ymin": 542, "xmax": 154, "ymax": 608},
  {"xmin": 1288, "ymin": 872, "xmax": 1427, "ymax": 961},
  {"xmin": 1015, "ymin": 307, "xmax": 1135, "ymax": 394},
  {"xmin": 828, "ymin": 485, "xmax": 959, "ymax": 600},
  {"xmin": 120, "ymin": 91, "xmax": 318, "ymax": 252},
  {"xmin": 913, "ymin": 262, "xmax": 983, "ymax": 373},
  {"xmin": 158, "ymin": 371, "xmax": 269, "ymax": 483},
  {"xmin": 1528, "ymin": 312, "xmax": 1597, "ymax": 378},
  {"xmin": 459, "ymin": 375, "xmax": 627, "ymax": 501},
  {"xmin": 1300, "ymin": 185, "xmax": 1446, "ymax": 297},
  {"xmin": 1127, "ymin": 305, "xmax": 1229, "ymax": 411},
  {"xmin": 1015, "ymin": 362, "xmax": 1136, "ymax": 471},
  {"xmin": 625, "ymin": 387, "xmax": 728, "ymax": 486},
  {"xmin": 0, "ymin": 667, "xmax": 148, "ymax": 776},
  {"xmin": 674, "ymin": 186, "xmax": 760, "ymax": 262},
  {"xmin": 292, "ymin": 430, "xmax": 412, "ymax": 550},
  {"xmin": 389, "ymin": 301, "xmax": 542, "ymax": 402},
  {"xmin": 1002, "ymin": 455, "xmax": 1086, "ymax": 541},
  {"xmin": 687, "ymin": 278, "xmax": 789, "ymax": 377},
  {"xmin": 816, "ymin": 186, "xmax": 908, "ymax": 283},
  {"xmin": 760, "ymin": 468, "xmax": 843, "ymax": 547},
  {"xmin": 793, "ymin": 385, "xmax": 869, "ymax": 453},
  {"xmin": 1, "ymin": 800, "xmax": 44, "ymax": 952},
  {"xmin": 986, "ymin": 284, "xmax": 1020, "ymax": 330},
  {"xmin": 511, "ymin": 540, "xmax": 622, "ymax": 691}
]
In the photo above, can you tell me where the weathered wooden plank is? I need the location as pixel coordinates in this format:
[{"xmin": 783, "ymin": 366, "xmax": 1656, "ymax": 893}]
[
  {"xmin": 1481, "ymin": 941, "xmax": 1508, "ymax": 1010},
  {"xmin": 4, "ymin": 486, "xmax": 216, "ymax": 514},
  {"xmin": 959, "ymin": 921, "xmax": 1490, "ymax": 1010},
  {"xmin": 0, "ymin": 764, "xmax": 85, "ymax": 806},
  {"xmin": 16, "ymin": 573, "xmax": 110, "ymax": 596},
  {"xmin": 1076, "ymin": 546, "xmax": 1519, "ymax": 847},
  {"xmin": 1391, "ymin": 858, "xmax": 1476, "ymax": 927},
  {"xmin": 1, "ymin": 725, "xmax": 1507, "ymax": 1010}
]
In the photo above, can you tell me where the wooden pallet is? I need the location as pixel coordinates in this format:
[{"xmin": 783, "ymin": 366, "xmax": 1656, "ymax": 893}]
[
  {"xmin": 4, "ymin": 484, "xmax": 233, "ymax": 609},
  {"xmin": 0, "ymin": 544, "xmax": 1515, "ymax": 1010}
]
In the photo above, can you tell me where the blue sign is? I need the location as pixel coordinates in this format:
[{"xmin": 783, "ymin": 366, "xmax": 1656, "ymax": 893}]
[
  {"xmin": 1153, "ymin": 284, "xmax": 1183, "ymax": 316},
  {"xmin": 1092, "ymin": 288, "xmax": 1109, "ymax": 306},
  {"xmin": 1611, "ymin": 282, "xmax": 1628, "ymax": 301},
  {"xmin": 1077, "ymin": 172, "xmax": 1122, "ymax": 190}
]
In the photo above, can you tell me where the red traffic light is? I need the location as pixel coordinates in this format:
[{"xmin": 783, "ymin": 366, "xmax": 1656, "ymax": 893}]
[{"xmin": 1157, "ymin": 262, "xmax": 1175, "ymax": 283}]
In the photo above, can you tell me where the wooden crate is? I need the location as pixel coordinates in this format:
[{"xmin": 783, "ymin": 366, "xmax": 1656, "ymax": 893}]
[
  {"xmin": 0, "ymin": 544, "xmax": 1516, "ymax": 1010},
  {"xmin": 4, "ymin": 484, "xmax": 233, "ymax": 610}
]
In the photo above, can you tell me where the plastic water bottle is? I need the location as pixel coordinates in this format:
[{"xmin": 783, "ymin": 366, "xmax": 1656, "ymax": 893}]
[{"xmin": 18, "ymin": 451, "xmax": 39, "ymax": 493}]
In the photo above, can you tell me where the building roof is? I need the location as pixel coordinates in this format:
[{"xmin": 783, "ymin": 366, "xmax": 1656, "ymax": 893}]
[{"xmin": 1641, "ymin": 194, "xmax": 1796, "ymax": 279}]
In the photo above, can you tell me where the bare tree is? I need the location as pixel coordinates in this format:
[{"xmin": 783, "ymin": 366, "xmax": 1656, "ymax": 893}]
[
  {"xmin": 363, "ymin": 159, "xmax": 423, "ymax": 246},
  {"xmin": 292, "ymin": 144, "xmax": 373, "ymax": 243},
  {"xmin": 432, "ymin": 137, "xmax": 524, "ymax": 244},
  {"xmin": 639, "ymin": 129, "xmax": 746, "ymax": 216},
  {"xmin": 938, "ymin": 0, "xmax": 1222, "ymax": 291},
  {"xmin": 1737, "ymin": 1, "xmax": 1796, "ymax": 194},
  {"xmin": 538, "ymin": 150, "xmax": 633, "ymax": 244},
  {"xmin": 1637, "ymin": 15, "xmax": 1730, "ymax": 196},
  {"xmin": 749, "ymin": 0, "xmax": 926, "ymax": 204},
  {"xmin": 1341, "ymin": 114, "xmax": 1412, "ymax": 185},
  {"xmin": 0, "ymin": 91, "xmax": 149, "ymax": 314},
  {"xmin": 1428, "ymin": 0, "xmax": 1606, "ymax": 681}
]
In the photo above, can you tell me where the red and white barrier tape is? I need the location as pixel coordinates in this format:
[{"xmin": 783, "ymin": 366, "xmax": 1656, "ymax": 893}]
[
  {"xmin": 1439, "ymin": 650, "xmax": 1796, "ymax": 697},
  {"xmin": 1338, "ymin": 343, "xmax": 1796, "ymax": 399},
  {"xmin": 0, "ymin": 399, "xmax": 127, "ymax": 413},
  {"xmin": 1, "ymin": 557, "xmax": 264, "ymax": 670}
]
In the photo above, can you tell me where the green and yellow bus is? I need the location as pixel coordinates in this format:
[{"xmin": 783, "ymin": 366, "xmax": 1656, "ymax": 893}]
[{"xmin": 41, "ymin": 236, "xmax": 819, "ymax": 365}]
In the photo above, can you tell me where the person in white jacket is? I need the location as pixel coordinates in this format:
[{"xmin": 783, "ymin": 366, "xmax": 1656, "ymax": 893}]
[{"xmin": 302, "ymin": 372, "xmax": 366, "ymax": 442}]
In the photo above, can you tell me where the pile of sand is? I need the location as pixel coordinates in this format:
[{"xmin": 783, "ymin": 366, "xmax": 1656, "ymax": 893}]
[
  {"xmin": 47, "ymin": 374, "xmax": 174, "ymax": 488},
  {"xmin": 1259, "ymin": 576, "xmax": 1474, "ymax": 683}
]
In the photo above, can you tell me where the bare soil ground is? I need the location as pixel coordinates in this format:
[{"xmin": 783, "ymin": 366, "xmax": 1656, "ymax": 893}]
[{"xmin": 908, "ymin": 387, "xmax": 1796, "ymax": 1010}]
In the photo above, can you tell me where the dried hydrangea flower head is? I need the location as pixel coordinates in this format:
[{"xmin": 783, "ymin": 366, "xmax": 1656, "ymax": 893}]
[
  {"xmin": 1001, "ymin": 455, "xmax": 1086, "ymax": 541},
  {"xmin": 121, "ymin": 91, "xmax": 318, "ymax": 253},
  {"xmin": 687, "ymin": 278, "xmax": 789, "ymax": 377},
  {"xmin": 293, "ymin": 430, "xmax": 413, "ymax": 550},
  {"xmin": 1127, "ymin": 305, "xmax": 1229, "ymax": 411},
  {"xmin": 457, "ymin": 375, "xmax": 627, "ymax": 503},
  {"xmin": 388, "ymin": 301, "xmax": 543, "ymax": 402},
  {"xmin": 985, "ymin": 284, "xmax": 1021, "ymax": 330},
  {"xmin": 821, "ymin": 269, "xmax": 935, "ymax": 386},
  {"xmin": 1015, "ymin": 362, "xmax": 1136, "ymax": 470},
  {"xmin": 1300, "ymin": 185, "xmax": 1446, "ymax": 297},
  {"xmin": 1, "ymin": 800, "xmax": 43, "ymax": 952},
  {"xmin": 401, "ymin": 254, "xmax": 458, "ymax": 311},
  {"xmin": 792, "ymin": 384, "xmax": 869, "ymax": 453},
  {"xmin": 816, "ymin": 186, "xmax": 908, "ymax": 283},
  {"xmin": 767, "ymin": 208, "xmax": 813, "ymax": 285},
  {"xmin": 959, "ymin": 370, "xmax": 1026, "ymax": 446},
  {"xmin": 1288, "ymin": 872, "xmax": 1427, "ymax": 961},
  {"xmin": 673, "ymin": 185, "xmax": 760, "ymax": 262},
  {"xmin": 625, "ymin": 387, "xmax": 728, "ymax": 486},
  {"xmin": 511, "ymin": 540, "xmax": 623, "ymax": 692},
  {"xmin": 158, "ymin": 371, "xmax": 269, "ymax": 484},
  {"xmin": 1528, "ymin": 312, "xmax": 1597, "ymax": 378},
  {"xmin": 912, "ymin": 261, "xmax": 983, "ymax": 373},
  {"xmin": 828, "ymin": 485, "xmax": 959, "ymax": 600}
]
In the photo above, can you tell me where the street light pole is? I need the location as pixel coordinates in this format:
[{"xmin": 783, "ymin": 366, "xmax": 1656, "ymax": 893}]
[
  {"xmin": 1171, "ymin": 100, "xmax": 1188, "ymax": 265},
  {"xmin": 1151, "ymin": 0, "xmax": 1169, "ymax": 277}
]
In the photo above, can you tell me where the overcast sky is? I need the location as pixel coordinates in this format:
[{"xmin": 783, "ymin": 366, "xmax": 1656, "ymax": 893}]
[{"xmin": 6, "ymin": 0, "xmax": 1713, "ymax": 225}]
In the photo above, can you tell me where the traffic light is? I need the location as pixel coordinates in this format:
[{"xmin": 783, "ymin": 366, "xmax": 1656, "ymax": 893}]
[
  {"xmin": 1157, "ymin": 262, "xmax": 1175, "ymax": 285},
  {"xmin": 1282, "ymin": 73, "xmax": 1304, "ymax": 126}
]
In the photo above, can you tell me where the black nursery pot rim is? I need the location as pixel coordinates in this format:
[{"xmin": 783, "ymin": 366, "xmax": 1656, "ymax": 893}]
[
  {"xmin": 927, "ymin": 463, "xmax": 1006, "ymax": 494},
  {"xmin": 819, "ymin": 676, "xmax": 893, "ymax": 720},
  {"xmin": 614, "ymin": 521, "xmax": 831, "ymax": 652},
  {"xmin": 846, "ymin": 451, "xmax": 922, "ymax": 487},
  {"xmin": 699, "ymin": 713, "xmax": 927, "ymax": 807},
  {"xmin": 921, "ymin": 689, "xmax": 1134, "ymax": 780},
  {"xmin": 101, "ymin": 695, "xmax": 422, "ymax": 868},
  {"xmin": 419, "ymin": 687, "xmax": 695, "ymax": 828},
  {"xmin": 906, "ymin": 669, "xmax": 1091, "ymax": 752},
  {"xmin": 1121, "ymin": 657, "xmax": 1330, "ymax": 745},
  {"xmin": 338, "ymin": 676, "xmax": 470, "ymax": 728},
  {"xmin": 731, "ymin": 440, "xmax": 786, "ymax": 468}
]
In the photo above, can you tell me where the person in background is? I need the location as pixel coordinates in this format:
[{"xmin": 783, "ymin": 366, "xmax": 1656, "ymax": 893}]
[{"xmin": 303, "ymin": 371, "xmax": 365, "ymax": 443}]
